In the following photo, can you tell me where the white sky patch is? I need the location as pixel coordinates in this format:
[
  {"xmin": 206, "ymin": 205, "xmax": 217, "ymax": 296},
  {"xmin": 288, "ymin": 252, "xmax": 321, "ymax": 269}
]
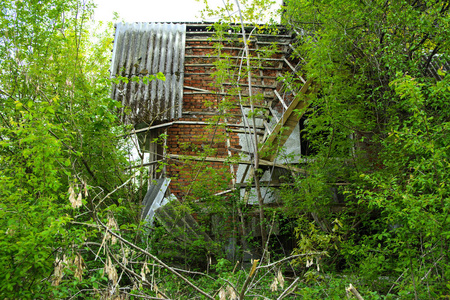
[{"xmin": 92, "ymin": 0, "xmax": 282, "ymax": 23}]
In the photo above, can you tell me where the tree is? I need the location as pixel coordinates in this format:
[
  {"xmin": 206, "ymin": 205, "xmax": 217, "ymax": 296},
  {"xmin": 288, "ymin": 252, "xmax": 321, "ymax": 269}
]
[
  {"xmin": 1, "ymin": 0, "xmax": 301, "ymax": 297},
  {"xmin": 0, "ymin": 0, "xmax": 133, "ymax": 297},
  {"xmin": 282, "ymin": 0, "xmax": 450, "ymax": 297},
  {"xmin": 2, "ymin": 0, "xmax": 448, "ymax": 298}
]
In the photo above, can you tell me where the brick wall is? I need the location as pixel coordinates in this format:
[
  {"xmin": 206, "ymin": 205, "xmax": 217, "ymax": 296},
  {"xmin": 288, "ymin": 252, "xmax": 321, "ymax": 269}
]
[{"xmin": 165, "ymin": 27, "xmax": 295, "ymax": 200}]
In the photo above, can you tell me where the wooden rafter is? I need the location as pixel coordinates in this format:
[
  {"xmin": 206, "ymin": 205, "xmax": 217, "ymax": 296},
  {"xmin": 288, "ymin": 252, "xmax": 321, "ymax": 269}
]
[
  {"xmin": 166, "ymin": 154, "xmax": 306, "ymax": 174},
  {"xmin": 259, "ymin": 80, "xmax": 313, "ymax": 162}
]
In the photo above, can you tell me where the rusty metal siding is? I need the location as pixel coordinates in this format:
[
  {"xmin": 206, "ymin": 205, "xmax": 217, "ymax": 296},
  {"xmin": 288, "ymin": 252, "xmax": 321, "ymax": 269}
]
[{"xmin": 111, "ymin": 23, "xmax": 186, "ymax": 124}]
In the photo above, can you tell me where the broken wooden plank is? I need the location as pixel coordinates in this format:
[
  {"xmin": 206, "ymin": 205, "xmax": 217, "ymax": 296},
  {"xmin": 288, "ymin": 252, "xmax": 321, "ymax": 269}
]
[
  {"xmin": 183, "ymin": 85, "xmax": 214, "ymax": 93},
  {"xmin": 273, "ymin": 89, "xmax": 288, "ymax": 110},
  {"xmin": 259, "ymin": 80, "xmax": 313, "ymax": 162},
  {"xmin": 283, "ymin": 57, "xmax": 307, "ymax": 84},
  {"xmin": 142, "ymin": 178, "xmax": 171, "ymax": 225},
  {"xmin": 185, "ymin": 55, "xmax": 283, "ymax": 62},
  {"xmin": 167, "ymin": 154, "xmax": 306, "ymax": 174}
]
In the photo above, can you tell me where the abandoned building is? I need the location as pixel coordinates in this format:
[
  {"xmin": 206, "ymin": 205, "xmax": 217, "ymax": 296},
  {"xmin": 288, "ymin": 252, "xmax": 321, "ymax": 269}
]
[{"xmin": 110, "ymin": 22, "xmax": 313, "ymax": 258}]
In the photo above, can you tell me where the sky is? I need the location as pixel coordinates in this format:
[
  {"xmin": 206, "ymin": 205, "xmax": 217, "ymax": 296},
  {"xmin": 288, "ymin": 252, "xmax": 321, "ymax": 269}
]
[{"xmin": 92, "ymin": 0, "xmax": 283, "ymax": 23}]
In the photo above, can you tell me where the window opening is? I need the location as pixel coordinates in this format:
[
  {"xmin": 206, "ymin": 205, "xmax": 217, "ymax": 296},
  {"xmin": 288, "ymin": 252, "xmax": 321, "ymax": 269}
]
[{"xmin": 135, "ymin": 123, "xmax": 166, "ymax": 180}]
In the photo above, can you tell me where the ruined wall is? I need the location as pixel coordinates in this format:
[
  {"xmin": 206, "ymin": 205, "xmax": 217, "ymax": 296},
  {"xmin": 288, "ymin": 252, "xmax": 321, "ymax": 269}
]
[
  {"xmin": 110, "ymin": 23, "xmax": 300, "ymax": 201},
  {"xmin": 165, "ymin": 24, "xmax": 297, "ymax": 200},
  {"xmin": 166, "ymin": 31, "xmax": 241, "ymax": 199}
]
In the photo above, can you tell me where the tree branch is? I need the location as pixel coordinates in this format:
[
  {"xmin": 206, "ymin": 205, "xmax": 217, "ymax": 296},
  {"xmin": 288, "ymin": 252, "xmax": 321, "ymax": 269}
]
[{"xmin": 96, "ymin": 219, "xmax": 214, "ymax": 299}]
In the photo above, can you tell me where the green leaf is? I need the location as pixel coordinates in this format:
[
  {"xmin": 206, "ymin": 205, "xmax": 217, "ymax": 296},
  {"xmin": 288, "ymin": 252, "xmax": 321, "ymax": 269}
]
[
  {"xmin": 64, "ymin": 158, "xmax": 71, "ymax": 167},
  {"xmin": 156, "ymin": 72, "xmax": 166, "ymax": 81}
]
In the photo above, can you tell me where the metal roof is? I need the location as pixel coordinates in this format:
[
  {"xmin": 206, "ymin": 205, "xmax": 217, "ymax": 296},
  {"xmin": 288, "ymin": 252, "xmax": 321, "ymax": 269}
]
[
  {"xmin": 141, "ymin": 178, "xmax": 171, "ymax": 226},
  {"xmin": 110, "ymin": 23, "xmax": 186, "ymax": 124}
]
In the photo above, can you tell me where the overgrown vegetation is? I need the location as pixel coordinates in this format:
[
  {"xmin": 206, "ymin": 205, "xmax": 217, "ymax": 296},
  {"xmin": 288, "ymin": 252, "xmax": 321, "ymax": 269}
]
[
  {"xmin": 282, "ymin": 0, "xmax": 450, "ymax": 298},
  {"xmin": 0, "ymin": 0, "xmax": 139, "ymax": 297},
  {"xmin": 1, "ymin": 0, "xmax": 449, "ymax": 299}
]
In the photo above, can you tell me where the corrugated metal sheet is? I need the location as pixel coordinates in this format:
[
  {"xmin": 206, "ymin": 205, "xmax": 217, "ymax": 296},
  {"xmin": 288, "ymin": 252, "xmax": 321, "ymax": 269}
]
[
  {"xmin": 141, "ymin": 178, "xmax": 171, "ymax": 226},
  {"xmin": 110, "ymin": 23, "xmax": 186, "ymax": 124}
]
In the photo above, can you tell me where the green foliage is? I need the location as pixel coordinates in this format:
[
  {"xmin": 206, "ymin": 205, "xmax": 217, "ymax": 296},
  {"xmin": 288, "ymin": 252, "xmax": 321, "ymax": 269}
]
[
  {"xmin": 0, "ymin": 0, "xmax": 143, "ymax": 297},
  {"xmin": 282, "ymin": 0, "xmax": 450, "ymax": 297},
  {"xmin": 198, "ymin": 0, "xmax": 279, "ymax": 24},
  {"xmin": 2, "ymin": 0, "xmax": 449, "ymax": 298},
  {"xmin": 354, "ymin": 72, "xmax": 450, "ymax": 296}
]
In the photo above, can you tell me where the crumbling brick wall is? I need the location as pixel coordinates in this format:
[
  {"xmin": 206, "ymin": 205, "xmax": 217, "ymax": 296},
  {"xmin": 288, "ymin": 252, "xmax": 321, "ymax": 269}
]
[
  {"xmin": 166, "ymin": 36, "xmax": 240, "ymax": 199},
  {"xmin": 165, "ymin": 25, "xmax": 295, "ymax": 200}
]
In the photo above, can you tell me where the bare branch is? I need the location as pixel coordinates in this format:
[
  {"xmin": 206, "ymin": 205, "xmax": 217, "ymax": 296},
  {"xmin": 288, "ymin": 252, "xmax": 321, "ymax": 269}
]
[
  {"xmin": 96, "ymin": 218, "xmax": 214, "ymax": 299},
  {"xmin": 277, "ymin": 277, "xmax": 300, "ymax": 300},
  {"xmin": 107, "ymin": 248, "xmax": 171, "ymax": 300},
  {"xmin": 256, "ymin": 252, "xmax": 327, "ymax": 270},
  {"xmin": 346, "ymin": 283, "xmax": 364, "ymax": 300}
]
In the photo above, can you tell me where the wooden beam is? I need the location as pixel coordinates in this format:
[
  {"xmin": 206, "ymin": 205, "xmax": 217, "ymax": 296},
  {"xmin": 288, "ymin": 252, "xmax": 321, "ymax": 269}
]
[
  {"xmin": 221, "ymin": 82, "xmax": 277, "ymax": 89},
  {"xmin": 281, "ymin": 78, "xmax": 297, "ymax": 97},
  {"xmin": 235, "ymin": 182, "xmax": 286, "ymax": 188},
  {"xmin": 228, "ymin": 128, "xmax": 265, "ymax": 135},
  {"xmin": 185, "ymin": 38, "xmax": 290, "ymax": 45},
  {"xmin": 185, "ymin": 45, "xmax": 284, "ymax": 53},
  {"xmin": 289, "ymin": 44, "xmax": 307, "ymax": 62},
  {"xmin": 242, "ymin": 167, "xmax": 255, "ymax": 204},
  {"xmin": 268, "ymin": 107, "xmax": 280, "ymax": 123},
  {"xmin": 185, "ymin": 55, "xmax": 283, "ymax": 62},
  {"xmin": 259, "ymin": 80, "xmax": 313, "ymax": 162},
  {"xmin": 273, "ymin": 89, "xmax": 288, "ymax": 110},
  {"xmin": 167, "ymin": 154, "xmax": 306, "ymax": 174},
  {"xmin": 184, "ymin": 63, "xmax": 283, "ymax": 70},
  {"xmin": 182, "ymin": 111, "xmax": 264, "ymax": 118},
  {"xmin": 283, "ymin": 57, "xmax": 307, "ymax": 84},
  {"xmin": 118, "ymin": 122, "xmax": 174, "ymax": 137},
  {"xmin": 119, "ymin": 120, "xmax": 267, "ymax": 138},
  {"xmin": 183, "ymin": 91, "xmax": 274, "ymax": 98},
  {"xmin": 125, "ymin": 159, "xmax": 164, "ymax": 170},
  {"xmin": 185, "ymin": 31, "xmax": 292, "ymax": 38},
  {"xmin": 183, "ymin": 85, "xmax": 214, "ymax": 93},
  {"xmin": 185, "ymin": 73, "xmax": 279, "ymax": 80}
]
